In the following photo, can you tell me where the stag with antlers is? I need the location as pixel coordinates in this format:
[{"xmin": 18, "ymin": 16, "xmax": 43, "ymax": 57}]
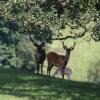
[
  {"xmin": 47, "ymin": 41, "xmax": 75, "ymax": 79},
  {"xmin": 29, "ymin": 33, "xmax": 46, "ymax": 75}
]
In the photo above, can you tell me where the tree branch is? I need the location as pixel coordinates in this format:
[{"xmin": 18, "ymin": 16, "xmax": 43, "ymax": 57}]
[{"xmin": 52, "ymin": 30, "xmax": 86, "ymax": 40}]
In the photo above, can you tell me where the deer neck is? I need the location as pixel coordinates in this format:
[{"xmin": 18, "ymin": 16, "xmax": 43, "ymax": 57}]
[
  {"xmin": 65, "ymin": 51, "xmax": 70, "ymax": 59},
  {"xmin": 63, "ymin": 52, "xmax": 70, "ymax": 68},
  {"xmin": 37, "ymin": 47, "xmax": 42, "ymax": 52}
]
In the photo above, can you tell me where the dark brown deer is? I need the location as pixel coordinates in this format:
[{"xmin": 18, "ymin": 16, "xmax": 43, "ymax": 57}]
[
  {"xmin": 29, "ymin": 33, "xmax": 46, "ymax": 75},
  {"xmin": 47, "ymin": 41, "xmax": 75, "ymax": 79}
]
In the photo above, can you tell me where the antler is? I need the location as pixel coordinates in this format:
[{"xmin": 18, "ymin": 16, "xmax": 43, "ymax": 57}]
[
  {"xmin": 62, "ymin": 40, "xmax": 67, "ymax": 49},
  {"xmin": 29, "ymin": 33, "xmax": 46, "ymax": 47},
  {"xmin": 73, "ymin": 41, "xmax": 76, "ymax": 48},
  {"xmin": 70, "ymin": 41, "xmax": 76, "ymax": 50},
  {"xmin": 29, "ymin": 33, "xmax": 38, "ymax": 46}
]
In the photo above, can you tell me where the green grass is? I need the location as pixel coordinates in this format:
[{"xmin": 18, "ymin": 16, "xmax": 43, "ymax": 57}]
[{"xmin": 0, "ymin": 68, "xmax": 100, "ymax": 100}]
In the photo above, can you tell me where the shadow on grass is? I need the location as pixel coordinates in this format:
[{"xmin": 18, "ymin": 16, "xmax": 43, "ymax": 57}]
[{"xmin": 0, "ymin": 68, "xmax": 100, "ymax": 100}]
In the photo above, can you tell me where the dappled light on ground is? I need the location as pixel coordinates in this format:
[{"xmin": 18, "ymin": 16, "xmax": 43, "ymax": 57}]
[{"xmin": 0, "ymin": 69, "xmax": 100, "ymax": 100}]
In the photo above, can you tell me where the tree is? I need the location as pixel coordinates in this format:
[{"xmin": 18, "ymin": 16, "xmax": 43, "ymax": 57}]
[
  {"xmin": 0, "ymin": 0, "xmax": 100, "ymax": 70},
  {"xmin": 0, "ymin": 0, "xmax": 99, "ymax": 42}
]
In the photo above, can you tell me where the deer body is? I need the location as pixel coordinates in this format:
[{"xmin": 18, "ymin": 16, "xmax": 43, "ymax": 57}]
[
  {"xmin": 47, "ymin": 51, "xmax": 70, "ymax": 67},
  {"xmin": 47, "ymin": 52, "xmax": 65, "ymax": 66}
]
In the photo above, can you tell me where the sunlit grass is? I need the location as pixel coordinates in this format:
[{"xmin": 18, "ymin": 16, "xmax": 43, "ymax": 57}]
[{"xmin": 0, "ymin": 94, "xmax": 28, "ymax": 100}]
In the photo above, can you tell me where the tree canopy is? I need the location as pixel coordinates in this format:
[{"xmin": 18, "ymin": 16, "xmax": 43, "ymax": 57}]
[{"xmin": 0, "ymin": 0, "xmax": 100, "ymax": 43}]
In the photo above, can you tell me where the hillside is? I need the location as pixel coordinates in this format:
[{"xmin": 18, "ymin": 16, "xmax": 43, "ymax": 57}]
[{"xmin": 0, "ymin": 69, "xmax": 100, "ymax": 100}]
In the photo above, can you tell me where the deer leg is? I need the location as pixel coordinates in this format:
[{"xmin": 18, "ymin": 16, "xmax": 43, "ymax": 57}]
[
  {"xmin": 61, "ymin": 68, "xmax": 65, "ymax": 79},
  {"xmin": 62, "ymin": 74, "xmax": 64, "ymax": 79},
  {"xmin": 54, "ymin": 68, "xmax": 60, "ymax": 77},
  {"xmin": 67, "ymin": 71, "xmax": 72, "ymax": 80},
  {"xmin": 47, "ymin": 64, "xmax": 53, "ymax": 77},
  {"xmin": 37, "ymin": 63, "xmax": 40, "ymax": 74},
  {"xmin": 49, "ymin": 66, "xmax": 53, "ymax": 76},
  {"xmin": 47, "ymin": 67, "xmax": 51, "ymax": 76},
  {"xmin": 47, "ymin": 62, "xmax": 50, "ymax": 76},
  {"xmin": 41, "ymin": 64, "xmax": 43, "ymax": 75},
  {"xmin": 47, "ymin": 67, "xmax": 49, "ymax": 76}
]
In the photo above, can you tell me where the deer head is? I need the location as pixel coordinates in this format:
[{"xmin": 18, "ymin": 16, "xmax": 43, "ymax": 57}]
[{"xmin": 62, "ymin": 41, "xmax": 76, "ymax": 54}]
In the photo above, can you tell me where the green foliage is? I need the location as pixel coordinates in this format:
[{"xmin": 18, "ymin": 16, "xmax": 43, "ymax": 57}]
[
  {"xmin": 15, "ymin": 38, "xmax": 36, "ymax": 70},
  {"xmin": 0, "ymin": 42, "xmax": 16, "ymax": 68},
  {"xmin": 92, "ymin": 22, "xmax": 100, "ymax": 41},
  {"xmin": 28, "ymin": 23, "xmax": 54, "ymax": 43},
  {"xmin": 0, "ymin": 0, "xmax": 100, "ymax": 41},
  {"xmin": 88, "ymin": 61, "xmax": 100, "ymax": 84}
]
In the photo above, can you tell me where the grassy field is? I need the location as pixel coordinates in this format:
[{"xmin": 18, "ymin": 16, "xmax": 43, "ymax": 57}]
[{"xmin": 0, "ymin": 68, "xmax": 100, "ymax": 100}]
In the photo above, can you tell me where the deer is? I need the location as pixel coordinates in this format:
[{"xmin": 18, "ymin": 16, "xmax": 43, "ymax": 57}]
[
  {"xmin": 29, "ymin": 33, "xmax": 46, "ymax": 75},
  {"xmin": 47, "ymin": 41, "xmax": 75, "ymax": 79},
  {"xmin": 54, "ymin": 66, "xmax": 72, "ymax": 80}
]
